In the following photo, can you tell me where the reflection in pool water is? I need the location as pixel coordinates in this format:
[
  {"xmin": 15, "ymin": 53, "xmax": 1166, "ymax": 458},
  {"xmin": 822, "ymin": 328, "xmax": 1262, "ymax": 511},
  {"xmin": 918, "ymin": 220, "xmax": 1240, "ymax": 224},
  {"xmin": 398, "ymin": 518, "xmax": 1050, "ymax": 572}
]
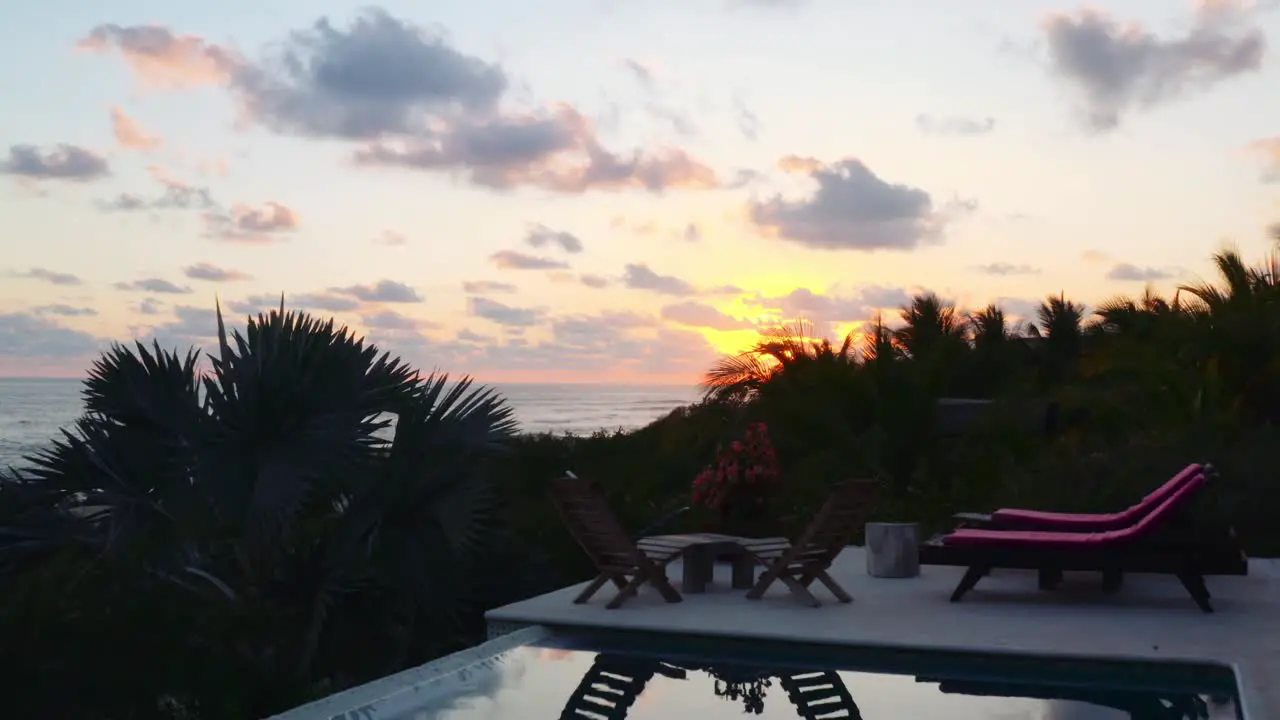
[{"xmin": 405, "ymin": 641, "xmax": 1238, "ymax": 720}]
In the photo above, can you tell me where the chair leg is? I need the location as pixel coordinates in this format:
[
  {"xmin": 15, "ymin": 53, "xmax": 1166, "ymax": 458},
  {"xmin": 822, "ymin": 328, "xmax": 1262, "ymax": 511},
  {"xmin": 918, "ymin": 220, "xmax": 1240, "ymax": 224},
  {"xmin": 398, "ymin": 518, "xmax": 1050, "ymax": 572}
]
[
  {"xmin": 606, "ymin": 574, "xmax": 647, "ymax": 609},
  {"xmin": 778, "ymin": 574, "xmax": 822, "ymax": 607},
  {"xmin": 814, "ymin": 570, "xmax": 853, "ymax": 603},
  {"xmin": 1175, "ymin": 572, "xmax": 1213, "ymax": 613},
  {"xmin": 1176, "ymin": 571, "xmax": 1214, "ymax": 613},
  {"xmin": 951, "ymin": 565, "xmax": 987, "ymax": 602},
  {"xmin": 575, "ymin": 574, "xmax": 612, "ymax": 604},
  {"xmin": 746, "ymin": 562, "xmax": 784, "ymax": 600}
]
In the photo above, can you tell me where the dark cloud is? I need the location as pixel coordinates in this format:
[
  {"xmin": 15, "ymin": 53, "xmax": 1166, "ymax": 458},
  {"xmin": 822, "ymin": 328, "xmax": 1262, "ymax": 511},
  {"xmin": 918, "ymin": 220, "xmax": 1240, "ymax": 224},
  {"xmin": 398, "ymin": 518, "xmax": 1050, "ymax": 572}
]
[
  {"xmin": 915, "ymin": 114, "xmax": 996, "ymax": 136},
  {"xmin": 330, "ymin": 280, "xmax": 421, "ymax": 303},
  {"xmin": 749, "ymin": 156, "xmax": 971, "ymax": 251},
  {"xmin": 184, "ymin": 262, "xmax": 251, "ymax": 282},
  {"xmin": 0, "ymin": 144, "xmax": 109, "ymax": 181},
  {"xmin": 622, "ymin": 264, "xmax": 697, "ymax": 296},
  {"xmin": 974, "ymin": 262, "xmax": 1041, "ymax": 275},
  {"xmin": 231, "ymin": 9, "xmax": 507, "ymax": 139},
  {"xmin": 579, "ymin": 274, "xmax": 610, "ymax": 289},
  {"xmin": 461, "ymin": 280, "xmax": 518, "ymax": 294},
  {"xmin": 203, "ymin": 201, "xmax": 299, "ymax": 242},
  {"xmin": 490, "ymin": 250, "xmax": 569, "ymax": 270},
  {"xmin": 468, "ymin": 297, "xmax": 543, "ymax": 327},
  {"xmin": 9, "ymin": 267, "xmax": 83, "ymax": 286},
  {"xmin": 113, "ymin": 278, "xmax": 193, "ymax": 294},
  {"xmin": 524, "ymin": 224, "xmax": 584, "ymax": 253},
  {"xmin": 455, "ymin": 329, "xmax": 490, "ymax": 343},
  {"xmin": 1042, "ymin": 3, "xmax": 1266, "ymax": 131},
  {"xmin": 33, "ymin": 304, "xmax": 98, "ymax": 317},
  {"xmin": 1106, "ymin": 263, "xmax": 1179, "ymax": 281},
  {"xmin": 623, "ymin": 58, "xmax": 653, "ymax": 86},
  {"xmin": 660, "ymin": 301, "xmax": 755, "ymax": 331},
  {"xmin": 138, "ymin": 298, "xmax": 164, "ymax": 315},
  {"xmin": 0, "ymin": 312, "xmax": 104, "ymax": 357}
]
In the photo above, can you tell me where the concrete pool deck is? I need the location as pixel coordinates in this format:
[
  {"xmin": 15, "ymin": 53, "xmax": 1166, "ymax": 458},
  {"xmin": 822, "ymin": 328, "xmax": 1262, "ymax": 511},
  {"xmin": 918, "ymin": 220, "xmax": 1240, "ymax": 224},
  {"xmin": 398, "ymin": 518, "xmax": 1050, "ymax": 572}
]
[{"xmin": 486, "ymin": 547, "xmax": 1280, "ymax": 718}]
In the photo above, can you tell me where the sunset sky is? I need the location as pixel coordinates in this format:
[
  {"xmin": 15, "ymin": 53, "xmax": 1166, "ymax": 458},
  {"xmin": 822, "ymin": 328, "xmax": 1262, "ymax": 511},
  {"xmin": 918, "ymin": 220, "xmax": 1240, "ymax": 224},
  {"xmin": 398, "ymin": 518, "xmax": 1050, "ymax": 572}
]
[{"xmin": 2, "ymin": 0, "xmax": 1279, "ymax": 383}]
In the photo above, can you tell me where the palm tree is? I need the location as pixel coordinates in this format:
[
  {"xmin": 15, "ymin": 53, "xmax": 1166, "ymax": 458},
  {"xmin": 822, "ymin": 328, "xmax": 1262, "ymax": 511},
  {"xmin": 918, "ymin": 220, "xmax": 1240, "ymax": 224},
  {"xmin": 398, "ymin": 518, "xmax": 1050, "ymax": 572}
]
[
  {"xmin": 1030, "ymin": 292, "xmax": 1086, "ymax": 385},
  {"xmin": 0, "ymin": 304, "xmax": 519, "ymax": 717},
  {"xmin": 893, "ymin": 292, "xmax": 967, "ymax": 362},
  {"xmin": 701, "ymin": 320, "xmax": 857, "ymax": 402}
]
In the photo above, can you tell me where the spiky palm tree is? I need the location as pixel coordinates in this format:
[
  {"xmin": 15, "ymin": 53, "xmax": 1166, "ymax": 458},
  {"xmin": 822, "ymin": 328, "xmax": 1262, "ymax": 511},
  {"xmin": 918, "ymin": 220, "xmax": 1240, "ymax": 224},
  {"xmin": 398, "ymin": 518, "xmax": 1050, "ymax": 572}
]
[
  {"xmin": 893, "ymin": 292, "xmax": 967, "ymax": 361},
  {"xmin": 0, "ymin": 304, "xmax": 519, "ymax": 717},
  {"xmin": 701, "ymin": 319, "xmax": 856, "ymax": 402}
]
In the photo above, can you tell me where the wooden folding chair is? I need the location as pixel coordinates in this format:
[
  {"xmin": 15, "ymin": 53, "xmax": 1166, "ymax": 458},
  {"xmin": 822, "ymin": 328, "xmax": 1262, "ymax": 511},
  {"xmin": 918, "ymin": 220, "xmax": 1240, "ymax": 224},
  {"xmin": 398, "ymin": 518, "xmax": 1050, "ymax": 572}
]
[
  {"xmin": 549, "ymin": 475, "xmax": 686, "ymax": 609},
  {"xmin": 741, "ymin": 480, "xmax": 879, "ymax": 607}
]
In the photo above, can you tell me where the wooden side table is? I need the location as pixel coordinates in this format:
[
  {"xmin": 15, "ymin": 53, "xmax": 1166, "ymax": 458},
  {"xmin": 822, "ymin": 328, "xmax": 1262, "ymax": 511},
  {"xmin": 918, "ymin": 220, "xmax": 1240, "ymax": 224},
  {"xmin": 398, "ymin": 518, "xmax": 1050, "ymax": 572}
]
[{"xmin": 638, "ymin": 533, "xmax": 757, "ymax": 593}]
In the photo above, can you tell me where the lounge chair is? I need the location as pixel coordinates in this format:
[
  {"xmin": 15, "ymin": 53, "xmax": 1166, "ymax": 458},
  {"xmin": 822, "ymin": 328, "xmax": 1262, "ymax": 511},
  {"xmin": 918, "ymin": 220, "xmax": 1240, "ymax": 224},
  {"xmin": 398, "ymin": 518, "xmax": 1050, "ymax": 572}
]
[
  {"xmin": 919, "ymin": 471, "xmax": 1249, "ymax": 612},
  {"xmin": 740, "ymin": 480, "xmax": 878, "ymax": 607},
  {"xmin": 952, "ymin": 463, "xmax": 1206, "ymax": 532},
  {"xmin": 549, "ymin": 475, "xmax": 688, "ymax": 609}
]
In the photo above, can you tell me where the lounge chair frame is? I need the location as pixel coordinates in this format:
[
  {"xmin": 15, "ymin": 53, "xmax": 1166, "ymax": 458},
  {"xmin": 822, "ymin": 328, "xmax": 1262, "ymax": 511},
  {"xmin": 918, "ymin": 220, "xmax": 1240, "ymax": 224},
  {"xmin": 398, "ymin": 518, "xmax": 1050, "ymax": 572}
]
[
  {"xmin": 741, "ymin": 480, "xmax": 879, "ymax": 607},
  {"xmin": 550, "ymin": 475, "xmax": 687, "ymax": 609}
]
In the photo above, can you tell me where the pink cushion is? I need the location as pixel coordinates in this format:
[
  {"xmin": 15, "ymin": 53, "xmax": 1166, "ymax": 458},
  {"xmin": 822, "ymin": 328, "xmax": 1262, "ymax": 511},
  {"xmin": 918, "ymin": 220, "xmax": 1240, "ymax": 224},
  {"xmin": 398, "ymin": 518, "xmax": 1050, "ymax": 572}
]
[
  {"xmin": 989, "ymin": 463, "xmax": 1202, "ymax": 531},
  {"xmin": 943, "ymin": 473, "xmax": 1206, "ymax": 549}
]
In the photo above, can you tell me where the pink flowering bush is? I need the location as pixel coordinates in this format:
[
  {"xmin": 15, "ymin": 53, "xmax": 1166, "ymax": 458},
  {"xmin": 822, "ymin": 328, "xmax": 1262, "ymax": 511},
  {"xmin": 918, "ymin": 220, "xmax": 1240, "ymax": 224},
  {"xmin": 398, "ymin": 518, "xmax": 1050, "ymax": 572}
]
[{"xmin": 692, "ymin": 422, "xmax": 780, "ymax": 511}]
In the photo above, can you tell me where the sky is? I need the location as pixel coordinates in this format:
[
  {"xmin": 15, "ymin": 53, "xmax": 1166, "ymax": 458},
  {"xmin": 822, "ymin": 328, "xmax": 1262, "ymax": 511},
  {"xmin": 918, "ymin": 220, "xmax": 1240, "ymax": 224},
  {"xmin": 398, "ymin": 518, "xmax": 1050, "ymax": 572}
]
[{"xmin": 2, "ymin": 0, "xmax": 1279, "ymax": 384}]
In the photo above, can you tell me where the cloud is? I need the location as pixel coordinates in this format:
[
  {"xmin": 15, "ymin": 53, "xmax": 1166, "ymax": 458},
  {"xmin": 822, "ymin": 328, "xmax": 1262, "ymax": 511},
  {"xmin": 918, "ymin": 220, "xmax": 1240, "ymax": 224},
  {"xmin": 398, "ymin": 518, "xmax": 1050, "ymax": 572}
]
[
  {"xmin": 455, "ymin": 329, "xmax": 490, "ymax": 343},
  {"xmin": 114, "ymin": 278, "xmax": 194, "ymax": 294},
  {"xmin": 330, "ymin": 280, "xmax": 422, "ymax": 303},
  {"xmin": 110, "ymin": 107, "xmax": 162, "ymax": 149},
  {"xmin": 490, "ymin": 250, "xmax": 569, "ymax": 270},
  {"xmin": 915, "ymin": 114, "xmax": 995, "ymax": 136},
  {"xmin": 9, "ymin": 267, "xmax": 83, "ymax": 286},
  {"xmin": 0, "ymin": 312, "xmax": 104, "ymax": 358},
  {"xmin": 373, "ymin": 230, "xmax": 408, "ymax": 246},
  {"xmin": 1106, "ymin": 263, "xmax": 1180, "ymax": 281},
  {"xmin": 524, "ymin": 224, "xmax": 584, "ymax": 253},
  {"xmin": 78, "ymin": 24, "xmax": 239, "ymax": 89},
  {"xmin": 203, "ymin": 201, "xmax": 299, "ymax": 242},
  {"xmin": 362, "ymin": 309, "xmax": 428, "ymax": 330},
  {"xmin": 1081, "ymin": 249, "xmax": 1110, "ymax": 264},
  {"xmin": 100, "ymin": 169, "xmax": 217, "ymax": 212},
  {"xmin": 1042, "ymin": 2, "xmax": 1266, "ymax": 131},
  {"xmin": 732, "ymin": 92, "xmax": 761, "ymax": 141},
  {"xmin": 623, "ymin": 58, "xmax": 653, "ymax": 86},
  {"xmin": 1247, "ymin": 136, "xmax": 1280, "ymax": 182},
  {"xmin": 0, "ymin": 144, "xmax": 109, "ymax": 181},
  {"xmin": 468, "ymin": 297, "xmax": 544, "ymax": 327},
  {"xmin": 749, "ymin": 156, "xmax": 971, "ymax": 251},
  {"xmin": 33, "ymin": 304, "xmax": 98, "ymax": 317},
  {"xmin": 462, "ymin": 280, "xmax": 517, "ymax": 294},
  {"xmin": 140, "ymin": 305, "xmax": 221, "ymax": 348},
  {"xmin": 682, "ymin": 222, "xmax": 702, "ymax": 242},
  {"xmin": 580, "ymin": 274, "xmax": 610, "ymax": 289},
  {"xmin": 660, "ymin": 301, "xmax": 755, "ymax": 331},
  {"xmin": 974, "ymin": 262, "xmax": 1041, "ymax": 275},
  {"xmin": 226, "ymin": 292, "xmax": 359, "ymax": 314},
  {"xmin": 622, "ymin": 264, "xmax": 697, "ymax": 296},
  {"xmin": 138, "ymin": 298, "xmax": 164, "ymax": 315},
  {"xmin": 183, "ymin": 262, "xmax": 251, "ymax": 282},
  {"xmin": 760, "ymin": 286, "xmax": 912, "ymax": 327}
]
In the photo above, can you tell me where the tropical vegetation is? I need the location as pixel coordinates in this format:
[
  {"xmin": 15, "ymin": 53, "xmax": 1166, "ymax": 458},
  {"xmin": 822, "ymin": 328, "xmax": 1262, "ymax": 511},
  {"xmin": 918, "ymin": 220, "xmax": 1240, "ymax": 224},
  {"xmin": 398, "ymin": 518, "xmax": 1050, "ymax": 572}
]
[{"xmin": 1, "ymin": 241, "xmax": 1278, "ymax": 718}]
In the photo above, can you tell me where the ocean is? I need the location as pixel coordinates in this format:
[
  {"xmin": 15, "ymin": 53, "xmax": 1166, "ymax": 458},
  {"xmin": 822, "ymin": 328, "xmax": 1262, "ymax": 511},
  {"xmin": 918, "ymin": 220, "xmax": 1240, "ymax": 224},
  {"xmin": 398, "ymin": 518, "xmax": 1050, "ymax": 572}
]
[{"xmin": 0, "ymin": 378, "xmax": 702, "ymax": 469}]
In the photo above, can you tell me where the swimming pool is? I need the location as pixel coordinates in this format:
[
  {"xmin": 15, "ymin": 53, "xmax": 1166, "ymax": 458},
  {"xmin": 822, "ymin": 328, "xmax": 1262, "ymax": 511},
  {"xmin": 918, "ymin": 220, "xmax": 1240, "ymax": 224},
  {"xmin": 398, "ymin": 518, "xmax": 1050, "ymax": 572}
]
[{"xmin": 270, "ymin": 626, "xmax": 1241, "ymax": 719}]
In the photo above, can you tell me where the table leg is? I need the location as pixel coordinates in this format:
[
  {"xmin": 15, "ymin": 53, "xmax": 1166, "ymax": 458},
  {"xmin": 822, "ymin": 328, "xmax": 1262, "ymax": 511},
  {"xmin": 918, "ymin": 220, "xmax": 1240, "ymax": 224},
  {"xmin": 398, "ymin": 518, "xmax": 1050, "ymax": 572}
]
[
  {"xmin": 683, "ymin": 546, "xmax": 709, "ymax": 593},
  {"xmin": 731, "ymin": 552, "xmax": 756, "ymax": 590}
]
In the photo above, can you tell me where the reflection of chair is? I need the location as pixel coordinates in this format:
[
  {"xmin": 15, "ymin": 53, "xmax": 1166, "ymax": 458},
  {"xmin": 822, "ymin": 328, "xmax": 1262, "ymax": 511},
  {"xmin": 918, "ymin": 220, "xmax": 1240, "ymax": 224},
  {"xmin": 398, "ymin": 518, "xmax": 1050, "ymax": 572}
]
[
  {"xmin": 559, "ymin": 654, "xmax": 683, "ymax": 720},
  {"xmin": 776, "ymin": 670, "xmax": 863, "ymax": 720},
  {"xmin": 919, "ymin": 677, "xmax": 1213, "ymax": 719}
]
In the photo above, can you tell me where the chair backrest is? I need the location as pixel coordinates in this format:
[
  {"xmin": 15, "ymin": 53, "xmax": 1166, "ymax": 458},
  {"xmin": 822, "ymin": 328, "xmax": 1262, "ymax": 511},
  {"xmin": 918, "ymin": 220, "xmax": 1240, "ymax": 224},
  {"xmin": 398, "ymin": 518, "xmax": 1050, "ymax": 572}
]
[
  {"xmin": 1113, "ymin": 471, "xmax": 1207, "ymax": 540},
  {"xmin": 1119, "ymin": 462, "xmax": 1202, "ymax": 521},
  {"xmin": 549, "ymin": 475, "xmax": 643, "ymax": 570},
  {"xmin": 790, "ymin": 480, "xmax": 880, "ymax": 566}
]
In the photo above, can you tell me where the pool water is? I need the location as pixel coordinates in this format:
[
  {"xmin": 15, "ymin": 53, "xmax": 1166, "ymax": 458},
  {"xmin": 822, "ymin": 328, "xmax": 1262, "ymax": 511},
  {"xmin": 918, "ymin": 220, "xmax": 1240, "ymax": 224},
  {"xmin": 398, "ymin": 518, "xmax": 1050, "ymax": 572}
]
[{"xmin": 273, "ymin": 628, "xmax": 1241, "ymax": 720}]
